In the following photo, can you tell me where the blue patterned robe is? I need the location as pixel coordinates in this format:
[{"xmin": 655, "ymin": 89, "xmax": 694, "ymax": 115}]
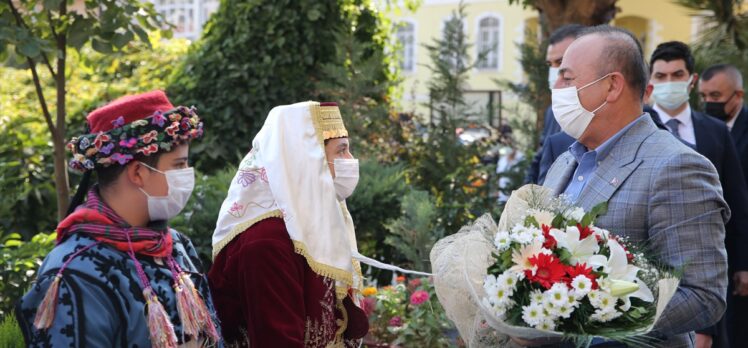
[{"xmin": 15, "ymin": 231, "xmax": 222, "ymax": 347}]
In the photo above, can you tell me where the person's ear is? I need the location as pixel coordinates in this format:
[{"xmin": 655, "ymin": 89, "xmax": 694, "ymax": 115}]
[
  {"xmin": 736, "ymin": 90, "xmax": 745, "ymax": 99},
  {"xmin": 606, "ymin": 73, "xmax": 625, "ymax": 103},
  {"xmin": 125, "ymin": 161, "xmax": 147, "ymax": 188}
]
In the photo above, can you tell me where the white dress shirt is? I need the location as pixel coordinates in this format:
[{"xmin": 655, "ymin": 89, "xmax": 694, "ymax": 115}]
[
  {"xmin": 654, "ymin": 103, "xmax": 696, "ymax": 146},
  {"xmin": 727, "ymin": 111, "xmax": 740, "ymax": 130}
]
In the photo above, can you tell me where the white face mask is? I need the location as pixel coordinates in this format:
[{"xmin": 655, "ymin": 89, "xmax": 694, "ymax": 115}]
[
  {"xmin": 138, "ymin": 162, "xmax": 195, "ymax": 221},
  {"xmin": 548, "ymin": 66, "xmax": 560, "ymax": 90},
  {"xmin": 329, "ymin": 158, "xmax": 359, "ymax": 201},
  {"xmin": 551, "ymin": 74, "xmax": 610, "ymax": 139},
  {"xmin": 651, "ymin": 76, "xmax": 692, "ymax": 110}
]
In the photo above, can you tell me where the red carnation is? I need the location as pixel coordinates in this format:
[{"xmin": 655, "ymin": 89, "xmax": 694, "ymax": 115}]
[
  {"xmin": 565, "ymin": 262, "xmax": 598, "ymax": 289},
  {"xmin": 541, "ymin": 225, "xmax": 557, "ymax": 249},
  {"xmin": 525, "ymin": 253, "xmax": 566, "ymax": 289},
  {"xmin": 577, "ymin": 224, "xmax": 593, "ymax": 240}
]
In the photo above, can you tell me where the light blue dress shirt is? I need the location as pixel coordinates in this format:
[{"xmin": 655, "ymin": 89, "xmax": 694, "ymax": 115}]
[{"xmin": 563, "ymin": 114, "xmax": 647, "ymax": 202}]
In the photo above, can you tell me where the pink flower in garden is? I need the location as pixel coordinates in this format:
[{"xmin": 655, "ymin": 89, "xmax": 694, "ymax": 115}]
[
  {"xmin": 361, "ymin": 297, "xmax": 377, "ymax": 317},
  {"xmin": 388, "ymin": 316, "xmax": 403, "ymax": 327},
  {"xmin": 410, "ymin": 290, "xmax": 430, "ymax": 306}
]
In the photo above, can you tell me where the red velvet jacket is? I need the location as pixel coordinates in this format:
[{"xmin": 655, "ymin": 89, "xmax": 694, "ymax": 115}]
[{"xmin": 208, "ymin": 218, "xmax": 368, "ymax": 347}]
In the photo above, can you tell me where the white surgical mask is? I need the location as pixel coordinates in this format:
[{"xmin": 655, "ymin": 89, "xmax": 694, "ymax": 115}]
[
  {"xmin": 651, "ymin": 76, "xmax": 692, "ymax": 110},
  {"xmin": 138, "ymin": 162, "xmax": 195, "ymax": 221},
  {"xmin": 548, "ymin": 66, "xmax": 560, "ymax": 90},
  {"xmin": 329, "ymin": 158, "xmax": 359, "ymax": 201},
  {"xmin": 551, "ymin": 74, "xmax": 610, "ymax": 139}
]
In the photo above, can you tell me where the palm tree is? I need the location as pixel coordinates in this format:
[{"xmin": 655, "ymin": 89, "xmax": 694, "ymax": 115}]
[{"xmin": 508, "ymin": 0, "xmax": 619, "ymax": 36}]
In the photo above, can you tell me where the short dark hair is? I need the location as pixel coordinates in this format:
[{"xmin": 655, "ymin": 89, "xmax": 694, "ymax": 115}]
[
  {"xmin": 549, "ymin": 24, "xmax": 586, "ymax": 45},
  {"xmin": 701, "ymin": 63, "xmax": 744, "ymax": 88},
  {"xmin": 578, "ymin": 25, "xmax": 649, "ymax": 99},
  {"xmin": 649, "ymin": 41, "xmax": 695, "ymax": 74},
  {"xmin": 96, "ymin": 152, "xmax": 163, "ymax": 188}
]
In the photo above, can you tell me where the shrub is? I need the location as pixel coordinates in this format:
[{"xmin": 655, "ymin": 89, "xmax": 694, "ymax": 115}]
[
  {"xmin": 0, "ymin": 314, "xmax": 23, "ymax": 348},
  {"xmin": 0, "ymin": 232, "xmax": 55, "ymax": 318}
]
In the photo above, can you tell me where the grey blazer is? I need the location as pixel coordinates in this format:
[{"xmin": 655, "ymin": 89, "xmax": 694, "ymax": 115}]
[{"xmin": 543, "ymin": 115, "xmax": 730, "ymax": 348}]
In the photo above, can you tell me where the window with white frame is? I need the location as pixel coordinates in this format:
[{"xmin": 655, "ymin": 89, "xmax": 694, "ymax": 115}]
[
  {"xmin": 477, "ymin": 16, "xmax": 500, "ymax": 70},
  {"xmin": 397, "ymin": 21, "xmax": 415, "ymax": 72},
  {"xmin": 152, "ymin": 0, "xmax": 218, "ymax": 40}
]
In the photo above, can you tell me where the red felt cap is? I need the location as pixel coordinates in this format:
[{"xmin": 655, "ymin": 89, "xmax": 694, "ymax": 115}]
[
  {"xmin": 319, "ymin": 102, "xmax": 338, "ymax": 107},
  {"xmin": 86, "ymin": 90, "xmax": 175, "ymax": 133}
]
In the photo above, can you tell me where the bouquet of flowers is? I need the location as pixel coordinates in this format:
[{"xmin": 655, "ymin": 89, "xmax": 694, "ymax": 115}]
[{"xmin": 476, "ymin": 185, "xmax": 680, "ymax": 346}]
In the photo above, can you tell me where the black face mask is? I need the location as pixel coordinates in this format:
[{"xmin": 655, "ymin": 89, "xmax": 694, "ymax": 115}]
[
  {"xmin": 704, "ymin": 92, "xmax": 737, "ymax": 121},
  {"xmin": 705, "ymin": 101, "xmax": 730, "ymax": 121}
]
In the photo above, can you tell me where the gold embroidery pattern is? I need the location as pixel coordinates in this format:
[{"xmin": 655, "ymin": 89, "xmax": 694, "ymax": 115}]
[{"xmin": 304, "ymin": 278, "xmax": 348, "ymax": 348}]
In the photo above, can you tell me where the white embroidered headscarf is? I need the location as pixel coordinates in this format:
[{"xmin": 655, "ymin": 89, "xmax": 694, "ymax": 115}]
[{"xmin": 212, "ymin": 101, "xmax": 363, "ymax": 299}]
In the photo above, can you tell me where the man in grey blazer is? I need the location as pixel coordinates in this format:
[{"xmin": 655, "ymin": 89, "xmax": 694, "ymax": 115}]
[{"xmin": 538, "ymin": 26, "xmax": 729, "ymax": 348}]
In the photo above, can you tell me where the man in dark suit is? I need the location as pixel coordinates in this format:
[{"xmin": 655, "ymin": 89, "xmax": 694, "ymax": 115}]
[
  {"xmin": 699, "ymin": 63, "xmax": 748, "ymax": 348},
  {"xmin": 648, "ymin": 41, "xmax": 748, "ymax": 348},
  {"xmin": 524, "ymin": 24, "xmax": 585, "ymax": 184}
]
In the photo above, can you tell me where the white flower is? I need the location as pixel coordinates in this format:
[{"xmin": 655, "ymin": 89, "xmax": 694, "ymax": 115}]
[
  {"xmin": 497, "ymin": 272, "xmax": 521, "ymax": 292},
  {"xmin": 588, "ymin": 239, "xmax": 654, "ymax": 310},
  {"xmin": 522, "ymin": 302, "xmax": 546, "ymax": 326},
  {"xmin": 565, "ymin": 207, "xmax": 586, "ymax": 222},
  {"xmin": 550, "ymin": 226, "xmax": 600, "ymax": 265},
  {"xmin": 571, "ymin": 275, "xmax": 593, "ymax": 295},
  {"xmin": 590, "ymin": 307, "xmax": 623, "ymax": 323},
  {"xmin": 512, "ymin": 226, "xmax": 535, "ymax": 245},
  {"xmin": 493, "ymin": 285, "xmax": 514, "ymax": 306},
  {"xmin": 530, "ymin": 289, "xmax": 544, "ymax": 304},
  {"xmin": 588, "ymin": 290, "xmax": 617, "ymax": 312},
  {"xmin": 565, "ymin": 293, "xmax": 580, "ymax": 308},
  {"xmin": 545, "ymin": 283, "xmax": 569, "ymax": 307},
  {"xmin": 591, "ymin": 226, "xmax": 610, "ymax": 240},
  {"xmin": 509, "ymin": 241, "xmax": 551, "ymax": 274},
  {"xmin": 555, "ymin": 304, "xmax": 574, "ymax": 319},
  {"xmin": 531, "ymin": 209, "xmax": 555, "ymax": 227},
  {"xmin": 494, "ymin": 231, "xmax": 512, "ymax": 251},
  {"xmin": 535, "ymin": 319, "xmax": 556, "ymax": 331}
]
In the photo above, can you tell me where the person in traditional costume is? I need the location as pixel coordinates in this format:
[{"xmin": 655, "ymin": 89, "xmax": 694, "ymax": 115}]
[
  {"xmin": 209, "ymin": 102, "xmax": 370, "ymax": 347},
  {"xmin": 15, "ymin": 90, "xmax": 222, "ymax": 347}
]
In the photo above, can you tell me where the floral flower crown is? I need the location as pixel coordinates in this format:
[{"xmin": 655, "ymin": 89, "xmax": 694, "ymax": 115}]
[{"xmin": 67, "ymin": 106, "xmax": 204, "ymax": 172}]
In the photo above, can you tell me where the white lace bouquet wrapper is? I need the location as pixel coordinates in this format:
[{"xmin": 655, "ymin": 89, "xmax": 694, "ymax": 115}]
[{"xmin": 431, "ymin": 184, "xmax": 681, "ymax": 345}]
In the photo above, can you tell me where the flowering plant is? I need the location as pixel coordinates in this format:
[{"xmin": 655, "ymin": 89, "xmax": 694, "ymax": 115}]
[
  {"xmin": 480, "ymin": 188, "xmax": 680, "ymax": 346},
  {"xmin": 363, "ymin": 277, "xmax": 457, "ymax": 347}
]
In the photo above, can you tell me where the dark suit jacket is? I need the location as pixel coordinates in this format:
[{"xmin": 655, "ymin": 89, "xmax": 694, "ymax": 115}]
[
  {"xmin": 524, "ymin": 107, "xmax": 561, "ymax": 184},
  {"xmin": 728, "ymin": 106, "xmax": 748, "ymax": 186}
]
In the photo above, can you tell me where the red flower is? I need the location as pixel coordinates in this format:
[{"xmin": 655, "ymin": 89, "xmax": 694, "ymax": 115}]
[
  {"xmin": 410, "ymin": 290, "xmax": 430, "ymax": 306},
  {"xmin": 136, "ymin": 144, "xmax": 159, "ymax": 156},
  {"xmin": 388, "ymin": 316, "xmax": 403, "ymax": 327},
  {"xmin": 93, "ymin": 133, "xmax": 111, "ymax": 149},
  {"xmin": 577, "ymin": 224, "xmax": 593, "ymax": 240},
  {"xmin": 396, "ymin": 275, "xmax": 406, "ymax": 283},
  {"xmin": 165, "ymin": 122, "xmax": 180, "ymax": 136},
  {"xmin": 565, "ymin": 262, "xmax": 598, "ymax": 289},
  {"xmin": 525, "ymin": 253, "xmax": 566, "ymax": 289},
  {"xmin": 541, "ymin": 225, "xmax": 557, "ymax": 249},
  {"xmin": 140, "ymin": 130, "xmax": 158, "ymax": 144}
]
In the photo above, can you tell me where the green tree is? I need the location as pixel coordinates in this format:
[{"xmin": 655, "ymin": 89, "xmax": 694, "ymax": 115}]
[
  {"xmin": 0, "ymin": 0, "xmax": 165, "ymax": 220},
  {"xmin": 169, "ymin": 0, "xmax": 391, "ymax": 173},
  {"xmin": 676, "ymin": 0, "xmax": 748, "ymax": 95}
]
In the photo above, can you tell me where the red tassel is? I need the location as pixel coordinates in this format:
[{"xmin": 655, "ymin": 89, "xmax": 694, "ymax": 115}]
[
  {"xmin": 33, "ymin": 275, "xmax": 62, "ymax": 330},
  {"xmin": 143, "ymin": 287, "xmax": 178, "ymax": 348},
  {"xmin": 180, "ymin": 273, "xmax": 220, "ymax": 343},
  {"xmin": 174, "ymin": 279, "xmax": 200, "ymax": 339}
]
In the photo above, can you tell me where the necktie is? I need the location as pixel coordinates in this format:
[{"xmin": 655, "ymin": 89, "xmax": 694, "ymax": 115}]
[{"xmin": 665, "ymin": 118, "xmax": 681, "ymax": 137}]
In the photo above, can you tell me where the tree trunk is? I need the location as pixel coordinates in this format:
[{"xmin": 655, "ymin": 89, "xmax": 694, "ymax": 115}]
[
  {"xmin": 535, "ymin": 0, "xmax": 619, "ymax": 34},
  {"xmin": 53, "ymin": 1, "xmax": 70, "ymax": 221}
]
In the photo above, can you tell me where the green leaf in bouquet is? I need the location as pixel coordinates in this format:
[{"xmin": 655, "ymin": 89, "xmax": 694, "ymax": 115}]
[
  {"xmin": 524, "ymin": 215, "xmax": 540, "ymax": 228},
  {"xmin": 588, "ymin": 202, "xmax": 609, "ymax": 222},
  {"xmin": 558, "ymin": 248, "xmax": 573, "ymax": 263},
  {"xmin": 552, "ymin": 213, "xmax": 566, "ymax": 228}
]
